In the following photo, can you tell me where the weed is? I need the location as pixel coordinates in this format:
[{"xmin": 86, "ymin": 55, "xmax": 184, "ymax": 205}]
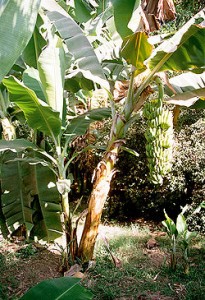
[{"xmin": 15, "ymin": 244, "xmax": 37, "ymax": 259}]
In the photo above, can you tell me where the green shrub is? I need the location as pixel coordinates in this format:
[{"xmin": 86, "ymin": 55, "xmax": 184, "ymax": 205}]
[{"xmin": 105, "ymin": 109, "xmax": 205, "ymax": 233}]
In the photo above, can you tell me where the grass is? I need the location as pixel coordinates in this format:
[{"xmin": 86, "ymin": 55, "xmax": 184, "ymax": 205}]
[{"xmin": 84, "ymin": 223, "xmax": 205, "ymax": 300}]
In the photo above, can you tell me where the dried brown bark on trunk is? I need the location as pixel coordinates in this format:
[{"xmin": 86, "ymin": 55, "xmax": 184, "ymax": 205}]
[
  {"xmin": 141, "ymin": 0, "xmax": 176, "ymax": 31},
  {"xmin": 78, "ymin": 141, "xmax": 123, "ymax": 262}
]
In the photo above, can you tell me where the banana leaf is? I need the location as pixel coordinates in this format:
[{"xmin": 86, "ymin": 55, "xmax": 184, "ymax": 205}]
[
  {"xmin": 65, "ymin": 107, "xmax": 111, "ymax": 141},
  {"xmin": 41, "ymin": 0, "xmax": 109, "ymax": 90},
  {"xmin": 111, "ymin": 0, "xmax": 140, "ymax": 38},
  {"xmin": 0, "ymin": 139, "xmax": 38, "ymax": 153},
  {"xmin": 37, "ymin": 27, "xmax": 66, "ymax": 118},
  {"xmin": 165, "ymin": 72, "xmax": 205, "ymax": 108},
  {"xmin": 149, "ymin": 9, "xmax": 205, "ymax": 73},
  {"xmin": 121, "ymin": 32, "xmax": 153, "ymax": 75},
  {"xmin": 102, "ymin": 60, "xmax": 128, "ymax": 81},
  {"xmin": 2, "ymin": 76, "xmax": 61, "ymax": 140},
  {"xmin": 20, "ymin": 277, "xmax": 93, "ymax": 300},
  {"xmin": 0, "ymin": 140, "xmax": 62, "ymax": 240},
  {"xmin": 34, "ymin": 162, "xmax": 62, "ymax": 240},
  {"xmin": 1, "ymin": 151, "xmax": 35, "ymax": 235},
  {"xmin": 70, "ymin": 0, "xmax": 91, "ymax": 23},
  {"xmin": 0, "ymin": 0, "xmax": 41, "ymax": 82},
  {"xmin": 22, "ymin": 23, "xmax": 46, "ymax": 69},
  {"xmin": 23, "ymin": 68, "xmax": 46, "ymax": 102}
]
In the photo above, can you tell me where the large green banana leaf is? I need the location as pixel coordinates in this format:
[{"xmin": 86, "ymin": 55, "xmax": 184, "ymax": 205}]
[
  {"xmin": 149, "ymin": 9, "xmax": 205, "ymax": 72},
  {"xmin": 23, "ymin": 68, "xmax": 46, "ymax": 103},
  {"xmin": 1, "ymin": 151, "xmax": 35, "ymax": 235},
  {"xmin": 64, "ymin": 76, "xmax": 94, "ymax": 93},
  {"xmin": 41, "ymin": 0, "xmax": 109, "ymax": 90},
  {"xmin": 0, "ymin": 0, "xmax": 41, "ymax": 82},
  {"xmin": 121, "ymin": 32, "xmax": 153, "ymax": 74},
  {"xmin": 38, "ymin": 24, "xmax": 66, "ymax": 118},
  {"xmin": 0, "ymin": 139, "xmax": 38, "ymax": 152},
  {"xmin": 0, "ymin": 139, "xmax": 62, "ymax": 240},
  {"xmin": 69, "ymin": 0, "xmax": 91, "ymax": 23},
  {"xmin": 20, "ymin": 277, "xmax": 93, "ymax": 300},
  {"xmin": 34, "ymin": 162, "xmax": 62, "ymax": 240},
  {"xmin": 22, "ymin": 19, "xmax": 47, "ymax": 69},
  {"xmin": 165, "ymin": 72, "xmax": 205, "ymax": 108},
  {"xmin": 2, "ymin": 76, "xmax": 61, "ymax": 140},
  {"xmin": 111, "ymin": 0, "xmax": 140, "ymax": 38}
]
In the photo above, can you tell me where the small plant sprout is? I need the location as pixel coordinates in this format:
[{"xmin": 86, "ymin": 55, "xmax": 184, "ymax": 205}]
[
  {"xmin": 162, "ymin": 208, "xmax": 197, "ymax": 273},
  {"xmin": 176, "ymin": 208, "xmax": 197, "ymax": 274},
  {"xmin": 162, "ymin": 210, "xmax": 178, "ymax": 271}
]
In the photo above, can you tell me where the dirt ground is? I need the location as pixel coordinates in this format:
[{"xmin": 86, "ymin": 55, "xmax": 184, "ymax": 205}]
[{"xmin": 0, "ymin": 236, "xmax": 62, "ymax": 299}]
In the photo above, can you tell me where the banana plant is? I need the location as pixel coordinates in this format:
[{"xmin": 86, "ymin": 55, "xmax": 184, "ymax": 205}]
[
  {"xmin": 0, "ymin": 0, "xmax": 111, "ymax": 266},
  {"xmin": 176, "ymin": 211, "xmax": 197, "ymax": 274},
  {"xmin": 78, "ymin": 7, "xmax": 205, "ymax": 262},
  {"xmin": 162, "ymin": 210, "xmax": 178, "ymax": 270},
  {"xmin": 1, "ymin": 0, "xmax": 205, "ymax": 267},
  {"xmin": 162, "ymin": 209, "xmax": 197, "ymax": 273}
]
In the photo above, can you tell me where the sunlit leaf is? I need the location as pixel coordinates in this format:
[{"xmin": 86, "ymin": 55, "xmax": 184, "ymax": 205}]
[
  {"xmin": 165, "ymin": 72, "xmax": 205, "ymax": 107},
  {"xmin": 149, "ymin": 10, "xmax": 205, "ymax": 72},
  {"xmin": 0, "ymin": 0, "xmax": 41, "ymax": 82},
  {"xmin": 2, "ymin": 76, "xmax": 61, "ymax": 139},
  {"xmin": 41, "ymin": 0, "xmax": 109, "ymax": 90},
  {"xmin": 176, "ymin": 213, "xmax": 187, "ymax": 235},
  {"xmin": 38, "ymin": 33, "xmax": 66, "ymax": 118},
  {"xmin": 121, "ymin": 32, "xmax": 153, "ymax": 74},
  {"xmin": 111, "ymin": 0, "xmax": 140, "ymax": 38}
]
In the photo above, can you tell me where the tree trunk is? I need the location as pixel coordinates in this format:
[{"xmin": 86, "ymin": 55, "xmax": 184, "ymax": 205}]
[
  {"xmin": 77, "ymin": 69, "xmax": 151, "ymax": 262},
  {"xmin": 78, "ymin": 140, "xmax": 123, "ymax": 262}
]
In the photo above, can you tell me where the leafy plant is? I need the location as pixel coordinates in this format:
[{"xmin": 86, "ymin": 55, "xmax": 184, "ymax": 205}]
[
  {"xmin": 16, "ymin": 244, "xmax": 38, "ymax": 259},
  {"xmin": 0, "ymin": 0, "xmax": 111, "ymax": 266},
  {"xmin": 78, "ymin": 5, "xmax": 205, "ymax": 262},
  {"xmin": 162, "ymin": 210, "xmax": 178, "ymax": 270},
  {"xmin": 162, "ymin": 209, "xmax": 197, "ymax": 273}
]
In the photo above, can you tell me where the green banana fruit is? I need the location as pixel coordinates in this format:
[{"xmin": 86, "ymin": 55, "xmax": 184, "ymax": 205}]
[{"xmin": 143, "ymin": 97, "xmax": 173, "ymax": 185}]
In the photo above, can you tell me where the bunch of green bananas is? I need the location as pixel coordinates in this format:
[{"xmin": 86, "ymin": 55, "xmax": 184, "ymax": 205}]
[{"xmin": 143, "ymin": 99, "xmax": 173, "ymax": 185}]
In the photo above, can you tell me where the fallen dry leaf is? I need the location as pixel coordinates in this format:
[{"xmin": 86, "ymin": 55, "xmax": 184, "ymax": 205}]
[
  {"xmin": 72, "ymin": 271, "xmax": 85, "ymax": 279},
  {"xmin": 146, "ymin": 238, "xmax": 159, "ymax": 249},
  {"xmin": 64, "ymin": 263, "xmax": 82, "ymax": 277}
]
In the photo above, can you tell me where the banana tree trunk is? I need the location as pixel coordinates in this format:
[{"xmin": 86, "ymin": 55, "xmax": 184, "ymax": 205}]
[
  {"xmin": 78, "ymin": 72, "xmax": 139, "ymax": 262},
  {"xmin": 78, "ymin": 139, "xmax": 123, "ymax": 262}
]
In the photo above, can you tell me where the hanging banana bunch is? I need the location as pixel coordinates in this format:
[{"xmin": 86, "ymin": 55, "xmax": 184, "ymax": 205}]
[{"xmin": 143, "ymin": 78, "xmax": 173, "ymax": 185}]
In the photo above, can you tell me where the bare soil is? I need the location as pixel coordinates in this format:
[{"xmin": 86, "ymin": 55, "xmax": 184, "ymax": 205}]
[{"xmin": 0, "ymin": 237, "xmax": 62, "ymax": 299}]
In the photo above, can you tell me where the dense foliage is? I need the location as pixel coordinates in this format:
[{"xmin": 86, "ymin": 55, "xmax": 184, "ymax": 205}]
[{"xmin": 105, "ymin": 109, "xmax": 205, "ymax": 233}]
